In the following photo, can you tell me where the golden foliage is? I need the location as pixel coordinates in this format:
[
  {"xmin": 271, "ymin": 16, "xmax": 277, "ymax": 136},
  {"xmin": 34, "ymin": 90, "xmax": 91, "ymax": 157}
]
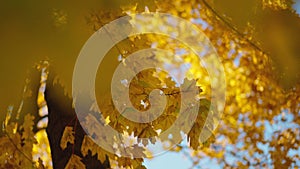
[
  {"xmin": 64, "ymin": 154, "xmax": 85, "ymax": 169},
  {"xmin": 60, "ymin": 126, "xmax": 75, "ymax": 150},
  {"xmin": 1, "ymin": 0, "xmax": 299, "ymax": 168},
  {"xmin": 0, "ymin": 113, "xmax": 37, "ymax": 168}
]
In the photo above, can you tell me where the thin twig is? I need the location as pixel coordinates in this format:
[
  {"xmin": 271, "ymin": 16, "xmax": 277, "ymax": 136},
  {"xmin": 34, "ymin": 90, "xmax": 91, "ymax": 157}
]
[
  {"xmin": 4, "ymin": 130, "xmax": 33, "ymax": 163},
  {"xmin": 201, "ymin": 0, "xmax": 267, "ymax": 55}
]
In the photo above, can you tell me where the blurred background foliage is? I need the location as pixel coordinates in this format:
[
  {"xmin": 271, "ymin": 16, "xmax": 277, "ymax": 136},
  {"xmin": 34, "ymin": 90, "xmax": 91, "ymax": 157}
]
[{"xmin": 0, "ymin": 0, "xmax": 299, "ymax": 168}]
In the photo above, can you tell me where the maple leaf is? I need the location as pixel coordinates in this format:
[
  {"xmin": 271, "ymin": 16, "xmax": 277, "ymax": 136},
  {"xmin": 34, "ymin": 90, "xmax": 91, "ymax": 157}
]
[
  {"xmin": 60, "ymin": 126, "xmax": 75, "ymax": 150},
  {"xmin": 64, "ymin": 154, "xmax": 86, "ymax": 169},
  {"xmin": 21, "ymin": 114, "xmax": 35, "ymax": 140}
]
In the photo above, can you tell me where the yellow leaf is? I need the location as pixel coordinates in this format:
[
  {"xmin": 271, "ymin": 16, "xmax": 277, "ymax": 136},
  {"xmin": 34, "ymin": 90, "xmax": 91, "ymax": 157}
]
[
  {"xmin": 81, "ymin": 135, "xmax": 97, "ymax": 157},
  {"xmin": 21, "ymin": 114, "xmax": 35, "ymax": 140},
  {"xmin": 64, "ymin": 154, "xmax": 86, "ymax": 169},
  {"xmin": 60, "ymin": 126, "xmax": 74, "ymax": 150},
  {"xmin": 96, "ymin": 146, "xmax": 107, "ymax": 163}
]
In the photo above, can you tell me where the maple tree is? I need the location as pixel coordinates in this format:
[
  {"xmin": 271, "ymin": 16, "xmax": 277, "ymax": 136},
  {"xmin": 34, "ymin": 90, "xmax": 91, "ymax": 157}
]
[{"xmin": 0, "ymin": 0, "xmax": 299, "ymax": 169}]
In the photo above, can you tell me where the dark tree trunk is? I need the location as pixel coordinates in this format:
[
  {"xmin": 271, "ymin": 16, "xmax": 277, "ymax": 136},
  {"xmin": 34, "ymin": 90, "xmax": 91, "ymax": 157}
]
[
  {"xmin": 0, "ymin": 66, "xmax": 110, "ymax": 168},
  {"xmin": 45, "ymin": 70, "xmax": 110, "ymax": 169}
]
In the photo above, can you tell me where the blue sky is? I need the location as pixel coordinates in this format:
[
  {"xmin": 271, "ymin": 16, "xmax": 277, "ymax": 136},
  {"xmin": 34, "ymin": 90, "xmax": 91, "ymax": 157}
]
[
  {"xmin": 294, "ymin": 0, "xmax": 300, "ymax": 15},
  {"xmin": 143, "ymin": 3, "xmax": 300, "ymax": 169}
]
